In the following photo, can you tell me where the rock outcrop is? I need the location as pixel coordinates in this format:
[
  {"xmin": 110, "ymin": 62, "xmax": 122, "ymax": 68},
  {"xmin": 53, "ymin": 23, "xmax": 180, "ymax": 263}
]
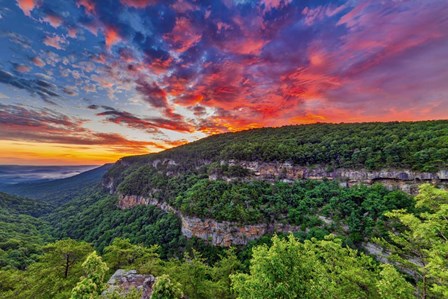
[
  {"xmin": 222, "ymin": 161, "xmax": 448, "ymax": 194},
  {"xmin": 103, "ymin": 269, "xmax": 155, "ymax": 299},
  {"xmin": 118, "ymin": 194, "xmax": 302, "ymax": 246},
  {"xmin": 180, "ymin": 216, "xmax": 303, "ymax": 246}
]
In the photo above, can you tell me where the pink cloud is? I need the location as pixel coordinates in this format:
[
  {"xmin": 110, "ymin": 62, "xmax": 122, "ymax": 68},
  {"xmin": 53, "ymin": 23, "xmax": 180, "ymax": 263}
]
[
  {"xmin": 164, "ymin": 17, "xmax": 202, "ymax": 53},
  {"xmin": 15, "ymin": 64, "xmax": 31, "ymax": 73},
  {"xmin": 16, "ymin": 0, "xmax": 36, "ymax": 17},
  {"xmin": 261, "ymin": 0, "xmax": 292, "ymax": 13},
  {"xmin": 32, "ymin": 57, "xmax": 46, "ymax": 67},
  {"xmin": 77, "ymin": 0, "xmax": 95, "ymax": 15},
  {"xmin": 43, "ymin": 14, "xmax": 63, "ymax": 28},
  {"xmin": 43, "ymin": 35, "xmax": 67, "ymax": 50},
  {"xmin": 104, "ymin": 26, "xmax": 121, "ymax": 49}
]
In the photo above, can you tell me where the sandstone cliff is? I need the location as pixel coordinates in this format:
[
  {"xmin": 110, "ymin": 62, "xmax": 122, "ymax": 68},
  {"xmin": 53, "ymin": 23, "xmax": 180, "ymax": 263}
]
[
  {"xmin": 118, "ymin": 194, "xmax": 302, "ymax": 246},
  {"xmin": 107, "ymin": 159, "xmax": 448, "ymax": 246}
]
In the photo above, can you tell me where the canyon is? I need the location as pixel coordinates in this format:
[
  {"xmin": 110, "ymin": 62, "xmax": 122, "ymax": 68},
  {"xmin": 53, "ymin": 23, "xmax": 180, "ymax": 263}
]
[{"xmin": 110, "ymin": 159, "xmax": 448, "ymax": 246}]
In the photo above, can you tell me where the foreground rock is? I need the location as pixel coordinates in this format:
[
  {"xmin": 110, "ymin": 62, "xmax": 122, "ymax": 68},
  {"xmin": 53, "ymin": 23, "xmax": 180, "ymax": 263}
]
[{"xmin": 103, "ymin": 269, "xmax": 155, "ymax": 299}]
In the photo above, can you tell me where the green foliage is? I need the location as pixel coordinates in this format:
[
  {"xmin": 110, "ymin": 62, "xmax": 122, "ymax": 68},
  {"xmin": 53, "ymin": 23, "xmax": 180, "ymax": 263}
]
[
  {"xmin": 0, "ymin": 192, "xmax": 52, "ymax": 269},
  {"xmin": 162, "ymin": 249, "xmax": 242, "ymax": 299},
  {"xmin": 3, "ymin": 121, "xmax": 448, "ymax": 298},
  {"xmin": 376, "ymin": 264, "xmax": 414, "ymax": 299},
  {"xmin": 71, "ymin": 251, "xmax": 109, "ymax": 299},
  {"xmin": 103, "ymin": 238, "xmax": 161, "ymax": 274},
  {"xmin": 104, "ymin": 287, "xmax": 143, "ymax": 299},
  {"xmin": 376, "ymin": 184, "xmax": 448, "ymax": 298},
  {"xmin": 48, "ymin": 190, "xmax": 185, "ymax": 257},
  {"xmin": 175, "ymin": 179, "xmax": 413, "ymax": 244},
  {"xmin": 0, "ymin": 239, "xmax": 93, "ymax": 299},
  {"xmin": 207, "ymin": 162, "xmax": 251, "ymax": 178},
  {"xmin": 231, "ymin": 234, "xmax": 407, "ymax": 299},
  {"xmin": 152, "ymin": 274, "xmax": 183, "ymax": 299},
  {"xmin": 106, "ymin": 121, "xmax": 448, "ymax": 175},
  {"xmin": 163, "ymin": 251, "xmax": 216, "ymax": 299}
]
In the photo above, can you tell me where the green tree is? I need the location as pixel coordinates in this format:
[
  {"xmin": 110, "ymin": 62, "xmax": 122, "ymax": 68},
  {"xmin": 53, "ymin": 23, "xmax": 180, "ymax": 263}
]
[
  {"xmin": 231, "ymin": 234, "xmax": 409, "ymax": 299},
  {"xmin": 210, "ymin": 249, "xmax": 242, "ymax": 299},
  {"xmin": 375, "ymin": 184, "xmax": 448, "ymax": 298},
  {"xmin": 71, "ymin": 251, "xmax": 109, "ymax": 299},
  {"xmin": 103, "ymin": 238, "xmax": 161, "ymax": 273},
  {"xmin": 164, "ymin": 250, "xmax": 214, "ymax": 299},
  {"xmin": 15, "ymin": 239, "xmax": 93, "ymax": 299},
  {"xmin": 151, "ymin": 274, "xmax": 183, "ymax": 299},
  {"xmin": 376, "ymin": 264, "xmax": 414, "ymax": 299}
]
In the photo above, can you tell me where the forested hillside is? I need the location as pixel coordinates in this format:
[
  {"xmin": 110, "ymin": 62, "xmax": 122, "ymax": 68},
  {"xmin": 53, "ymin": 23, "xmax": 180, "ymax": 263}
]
[
  {"xmin": 0, "ymin": 192, "xmax": 52, "ymax": 270},
  {"xmin": 110, "ymin": 121, "xmax": 448, "ymax": 173},
  {"xmin": 0, "ymin": 184, "xmax": 447, "ymax": 298},
  {"xmin": 1, "ymin": 121, "xmax": 448, "ymax": 298}
]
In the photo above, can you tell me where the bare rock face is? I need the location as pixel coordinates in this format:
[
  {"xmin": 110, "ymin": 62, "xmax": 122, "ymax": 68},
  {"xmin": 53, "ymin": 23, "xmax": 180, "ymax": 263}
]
[
  {"xmin": 103, "ymin": 269, "xmax": 155, "ymax": 299},
  {"xmin": 224, "ymin": 160, "xmax": 448, "ymax": 194},
  {"xmin": 118, "ymin": 194, "xmax": 177, "ymax": 214},
  {"xmin": 118, "ymin": 194, "xmax": 302, "ymax": 247},
  {"xmin": 180, "ymin": 216, "xmax": 302, "ymax": 246}
]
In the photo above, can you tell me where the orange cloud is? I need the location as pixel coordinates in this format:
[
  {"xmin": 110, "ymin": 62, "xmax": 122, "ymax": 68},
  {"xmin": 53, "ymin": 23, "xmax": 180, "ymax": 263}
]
[
  {"xmin": 77, "ymin": 0, "xmax": 95, "ymax": 14},
  {"xmin": 43, "ymin": 35, "xmax": 67, "ymax": 50},
  {"xmin": 16, "ymin": 0, "xmax": 36, "ymax": 17},
  {"xmin": 31, "ymin": 57, "xmax": 45, "ymax": 67},
  {"xmin": 43, "ymin": 14, "xmax": 63, "ymax": 28},
  {"xmin": 68, "ymin": 27, "xmax": 78, "ymax": 38},
  {"xmin": 104, "ymin": 26, "xmax": 121, "ymax": 48}
]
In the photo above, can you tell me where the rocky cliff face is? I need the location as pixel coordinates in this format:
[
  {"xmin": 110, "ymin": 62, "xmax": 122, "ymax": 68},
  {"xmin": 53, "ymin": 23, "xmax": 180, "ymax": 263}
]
[
  {"xmin": 118, "ymin": 194, "xmax": 302, "ymax": 246},
  {"xmin": 108, "ymin": 159, "xmax": 448, "ymax": 246},
  {"xmin": 221, "ymin": 161, "xmax": 448, "ymax": 194},
  {"xmin": 103, "ymin": 269, "xmax": 155, "ymax": 299}
]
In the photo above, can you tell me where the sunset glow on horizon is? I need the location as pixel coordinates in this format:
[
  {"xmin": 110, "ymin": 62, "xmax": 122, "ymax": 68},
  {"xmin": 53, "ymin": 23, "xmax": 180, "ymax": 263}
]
[{"xmin": 1, "ymin": 0, "xmax": 448, "ymax": 165}]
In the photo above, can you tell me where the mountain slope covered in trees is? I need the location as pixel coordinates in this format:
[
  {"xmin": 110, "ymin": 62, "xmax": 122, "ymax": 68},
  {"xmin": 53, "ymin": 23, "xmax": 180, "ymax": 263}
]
[
  {"xmin": 109, "ymin": 121, "xmax": 448, "ymax": 174},
  {"xmin": 0, "ymin": 192, "xmax": 52, "ymax": 270},
  {"xmin": 1, "ymin": 121, "xmax": 448, "ymax": 298}
]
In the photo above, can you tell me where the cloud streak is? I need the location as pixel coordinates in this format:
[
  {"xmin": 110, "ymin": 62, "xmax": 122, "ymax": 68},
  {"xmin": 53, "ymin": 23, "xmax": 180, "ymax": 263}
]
[{"xmin": 0, "ymin": 104, "xmax": 156, "ymax": 153}]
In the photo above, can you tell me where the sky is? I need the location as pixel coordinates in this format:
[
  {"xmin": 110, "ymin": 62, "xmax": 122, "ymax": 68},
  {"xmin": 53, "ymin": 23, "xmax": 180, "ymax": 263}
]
[{"xmin": 0, "ymin": 0, "xmax": 447, "ymax": 165}]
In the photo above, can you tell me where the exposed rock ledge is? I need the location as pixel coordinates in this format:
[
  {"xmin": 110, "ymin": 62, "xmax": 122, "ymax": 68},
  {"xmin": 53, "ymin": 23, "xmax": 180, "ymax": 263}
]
[
  {"xmin": 102, "ymin": 269, "xmax": 155, "ymax": 299},
  {"xmin": 220, "ymin": 161, "xmax": 448, "ymax": 194},
  {"xmin": 118, "ymin": 194, "xmax": 302, "ymax": 247}
]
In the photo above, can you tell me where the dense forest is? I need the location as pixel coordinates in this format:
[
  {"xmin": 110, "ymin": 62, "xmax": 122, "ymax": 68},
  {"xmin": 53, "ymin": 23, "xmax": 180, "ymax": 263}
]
[
  {"xmin": 108, "ymin": 121, "xmax": 448, "ymax": 174},
  {"xmin": 0, "ymin": 184, "xmax": 447, "ymax": 298},
  {"xmin": 1, "ymin": 121, "xmax": 448, "ymax": 298},
  {"xmin": 0, "ymin": 192, "xmax": 52, "ymax": 270}
]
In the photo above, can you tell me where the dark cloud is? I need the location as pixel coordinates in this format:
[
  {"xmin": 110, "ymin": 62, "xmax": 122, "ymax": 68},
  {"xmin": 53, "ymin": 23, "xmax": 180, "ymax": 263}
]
[
  {"xmin": 0, "ymin": 69, "xmax": 59, "ymax": 104},
  {"xmin": 94, "ymin": 106, "xmax": 193, "ymax": 133},
  {"xmin": 0, "ymin": 104, "xmax": 155, "ymax": 153}
]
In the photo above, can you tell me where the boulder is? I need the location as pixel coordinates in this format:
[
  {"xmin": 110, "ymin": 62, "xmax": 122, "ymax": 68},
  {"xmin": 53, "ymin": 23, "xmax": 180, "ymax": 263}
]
[{"xmin": 103, "ymin": 269, "xmax": 155, "ymax": 299}]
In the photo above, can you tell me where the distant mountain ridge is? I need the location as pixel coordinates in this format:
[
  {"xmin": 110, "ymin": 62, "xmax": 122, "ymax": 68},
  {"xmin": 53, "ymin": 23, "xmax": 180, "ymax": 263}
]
[
  {"xmin": 0, "ymin": 164, "xmax": 112, "ymax": 205},
  {"xmin": 0, "ymin": 165, "xmax": 98, "ymax": 184}
]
